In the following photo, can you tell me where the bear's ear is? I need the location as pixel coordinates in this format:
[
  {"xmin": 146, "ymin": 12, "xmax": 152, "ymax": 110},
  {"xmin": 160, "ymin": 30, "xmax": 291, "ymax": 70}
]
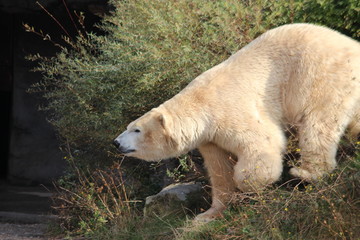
[
  {"xmin": 157, "ymin": 112, "xmax": 174, "ymax": 134},
  {"xmin": 157, "ymin": 113, "xmax": 165, "ymax": 128},
  {"xmin": 157, "ymin": 113, "xmax": 167, "ymax": 129},
  {"xmin": 157, "ymin": 113, "xmax": 178, "ymax": 148}
]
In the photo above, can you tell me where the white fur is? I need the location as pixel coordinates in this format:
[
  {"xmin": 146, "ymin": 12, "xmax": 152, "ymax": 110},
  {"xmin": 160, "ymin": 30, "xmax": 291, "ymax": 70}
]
[{"xmin": 114, "ymin": 23, "xmax": 360, "ymax": 221}]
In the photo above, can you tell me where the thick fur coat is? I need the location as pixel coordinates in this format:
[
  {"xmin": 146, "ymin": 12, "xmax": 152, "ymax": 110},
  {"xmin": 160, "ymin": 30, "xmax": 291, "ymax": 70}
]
[{"xmin": 114, "ymin": 23, "xmax": 360, "ymax": 221}]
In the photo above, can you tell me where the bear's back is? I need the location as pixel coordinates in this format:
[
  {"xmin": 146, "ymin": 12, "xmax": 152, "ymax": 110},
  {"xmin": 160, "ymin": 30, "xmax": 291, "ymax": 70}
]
[{"xmin": 257, "ymin": 23, "xmax": 359, "ymax": 51}]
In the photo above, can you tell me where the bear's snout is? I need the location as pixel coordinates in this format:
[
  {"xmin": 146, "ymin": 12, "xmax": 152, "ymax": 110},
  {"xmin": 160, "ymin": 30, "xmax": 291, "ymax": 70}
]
[{"xmin": 113, "ymin": 138, "xmax": 136, "ymax": 154}]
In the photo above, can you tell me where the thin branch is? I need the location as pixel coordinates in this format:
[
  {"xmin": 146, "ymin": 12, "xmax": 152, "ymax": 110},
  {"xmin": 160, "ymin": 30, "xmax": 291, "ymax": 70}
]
[
  {"xmin": 36, "ymin": 1, "xmax": 73, "ymax": 41},
  {"xmin": 62, "ymin": 0, "xmax": 81, "ymax": 34}
]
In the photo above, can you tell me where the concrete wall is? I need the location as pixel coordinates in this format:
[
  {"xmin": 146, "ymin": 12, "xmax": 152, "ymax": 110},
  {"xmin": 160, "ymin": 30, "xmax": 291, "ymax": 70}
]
[{"xmin": 0, "ymin": 0, "xmax": 105, "ymax": 184}]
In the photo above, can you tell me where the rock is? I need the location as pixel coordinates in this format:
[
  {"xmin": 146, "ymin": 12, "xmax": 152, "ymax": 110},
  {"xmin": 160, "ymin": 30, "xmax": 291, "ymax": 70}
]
[{"xmin": 144, "ymin": 182, "xmax": 207, "ymax": 217}]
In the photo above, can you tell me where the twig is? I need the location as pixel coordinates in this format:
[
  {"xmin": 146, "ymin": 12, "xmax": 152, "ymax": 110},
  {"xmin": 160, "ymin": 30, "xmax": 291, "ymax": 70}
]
[{"xmin": 36, "ymin": 1, "xmax": 73, "ymax": 41}]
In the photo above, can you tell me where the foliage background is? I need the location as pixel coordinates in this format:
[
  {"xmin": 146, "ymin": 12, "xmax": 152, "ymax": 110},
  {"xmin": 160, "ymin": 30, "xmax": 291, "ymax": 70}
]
[
  {"xmin": 28, "ymin": 0, "xmax": 359, "ymax": 167},
  {"xmin": 27, "ymin": 0, "xmax": 360, "ymax": 238}
]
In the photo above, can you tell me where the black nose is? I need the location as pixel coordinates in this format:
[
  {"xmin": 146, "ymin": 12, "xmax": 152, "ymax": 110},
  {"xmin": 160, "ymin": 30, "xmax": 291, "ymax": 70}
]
[{"xmin": 113, "ymin": 139, "xmax": 120, "ymax": 148}]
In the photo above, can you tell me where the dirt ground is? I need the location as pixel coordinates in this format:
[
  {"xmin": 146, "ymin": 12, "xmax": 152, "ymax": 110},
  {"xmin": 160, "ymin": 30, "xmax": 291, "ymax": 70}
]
[
  {"xmin": 0, "ymin": 183, "xmax": 57, "ymax": 240},
  {"xmin": 0, "ymin": 183, "xmax": 90, "ymax": 240},
  {"xmin": 0, "ymin": 223, "xmax": 48, "ymax": 240}
]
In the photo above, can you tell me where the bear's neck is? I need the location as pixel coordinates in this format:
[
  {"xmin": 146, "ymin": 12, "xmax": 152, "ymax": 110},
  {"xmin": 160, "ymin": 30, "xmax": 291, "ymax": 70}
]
[
  {"xmin": 160, "ymin": 98, "xmax": 214, "ymax": 153},
  {"xmin": 159, "ymin": 64, "xmax": 224, "ymax": 152}
]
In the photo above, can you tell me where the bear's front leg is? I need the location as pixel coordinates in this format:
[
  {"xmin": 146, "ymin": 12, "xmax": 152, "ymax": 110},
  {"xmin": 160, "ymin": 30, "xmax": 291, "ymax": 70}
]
[
  {"xmin": 233, "ymin": 150, "xmax": 283, "ymax": 192},
  {"xmin": 232, "ymin": 127, "xmax": 285, "ymax": 192},
  {"xmin": 196, "ymin": 143, "xmax": 236, "ymax": 222}
]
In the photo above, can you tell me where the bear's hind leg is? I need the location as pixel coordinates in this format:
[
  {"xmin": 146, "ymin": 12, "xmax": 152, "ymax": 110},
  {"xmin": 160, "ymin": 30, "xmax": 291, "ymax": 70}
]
[
  {"xmin": 195, "ymin": 143, "xmax": 236, "ymax": 222},
  {"xmin": 348, "ymin": 119, "xmax": 360, "ymax": 139},
  {"xmin": 290, "ymin": 114, "xmax": 349, "ymax": 181},
  {"xmin": 348, "ymin": 111, "xmax": 360, "ymax": 139}
]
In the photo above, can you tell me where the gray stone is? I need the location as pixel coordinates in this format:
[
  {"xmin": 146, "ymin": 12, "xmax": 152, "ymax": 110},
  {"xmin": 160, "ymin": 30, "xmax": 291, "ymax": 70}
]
[{"xmin": 144, "ymin": 182, "xmax": 206, "ymax": 217}]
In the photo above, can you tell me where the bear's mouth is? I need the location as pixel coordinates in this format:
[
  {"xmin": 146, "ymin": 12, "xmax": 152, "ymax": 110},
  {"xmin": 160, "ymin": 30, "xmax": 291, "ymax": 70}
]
[{"xmin": 119, "ymin": 148, "xmax": 136, "ymax": 154}]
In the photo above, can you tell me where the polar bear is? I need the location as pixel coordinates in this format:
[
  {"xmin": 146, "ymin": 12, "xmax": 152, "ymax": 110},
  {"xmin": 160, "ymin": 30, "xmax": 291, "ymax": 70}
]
[{"xmin": 113, "ymin": 23, "xmax": 360, "ymax": 221}]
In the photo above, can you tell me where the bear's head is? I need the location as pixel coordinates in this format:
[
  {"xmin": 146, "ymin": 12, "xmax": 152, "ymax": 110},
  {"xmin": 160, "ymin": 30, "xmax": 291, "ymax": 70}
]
[{"xmin": 113, "ymin": 109, "xmax": 179, "ymax": 161}]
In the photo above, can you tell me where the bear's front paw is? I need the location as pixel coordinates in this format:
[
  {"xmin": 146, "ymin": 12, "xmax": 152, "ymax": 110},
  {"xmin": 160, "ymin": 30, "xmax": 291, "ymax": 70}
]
[{"xmin": 194, "ymin": 207, "xmax": 223, "ymax": 223}]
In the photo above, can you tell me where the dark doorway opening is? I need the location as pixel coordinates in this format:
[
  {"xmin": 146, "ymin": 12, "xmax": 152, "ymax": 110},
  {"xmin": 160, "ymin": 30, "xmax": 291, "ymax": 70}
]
[
  {"xmin": 0, "ymin": 11, "xmax": 13, "ymax": 180},
  {"xmin": 0, "ymin": 92, "xmax": 11, "ymax": 179}
]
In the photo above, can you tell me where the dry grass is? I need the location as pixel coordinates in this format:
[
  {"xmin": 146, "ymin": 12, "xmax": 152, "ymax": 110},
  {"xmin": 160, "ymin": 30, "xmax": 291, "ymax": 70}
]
[
  {"xmin": 52, "ymin": 160, "xmax": 140, "ymax": 236},
  {"xmin": 52, "ymin": 139, "xmax": 360, "ymax": 239}
]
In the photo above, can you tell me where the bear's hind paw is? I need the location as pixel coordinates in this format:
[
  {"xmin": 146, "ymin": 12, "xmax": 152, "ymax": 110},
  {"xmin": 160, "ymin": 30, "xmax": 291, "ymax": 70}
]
[
  {"xmin": 194, "ymin": 207, "xmax": 223, "ymax": 223},
  {"xmin": 290, "ymin": 167, "xmax": 317, "ymax": 182}
]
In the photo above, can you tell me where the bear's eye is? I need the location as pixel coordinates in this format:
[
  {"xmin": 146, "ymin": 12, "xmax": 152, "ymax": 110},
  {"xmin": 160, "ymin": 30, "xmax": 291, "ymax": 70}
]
[{"xmin": 134, "ymin": 129, "xmax": 141, "ymax": 133}]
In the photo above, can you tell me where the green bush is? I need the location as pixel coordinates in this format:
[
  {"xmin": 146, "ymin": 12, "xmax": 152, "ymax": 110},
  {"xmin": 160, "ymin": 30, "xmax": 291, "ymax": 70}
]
[
  {"xmin": 267, "ymin": 0, "xmax": 359, "ymax": 39},
  {"xmin": 295, "ymin": 0, "xmax": 359, "ymax": 39},
  {"xmin": 28, "ymin": 0, "xmax": 359, "ymax": 166},
  {"xmin": 27, "ymin": 0, "xmax": 292, "ymax": 166}
]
